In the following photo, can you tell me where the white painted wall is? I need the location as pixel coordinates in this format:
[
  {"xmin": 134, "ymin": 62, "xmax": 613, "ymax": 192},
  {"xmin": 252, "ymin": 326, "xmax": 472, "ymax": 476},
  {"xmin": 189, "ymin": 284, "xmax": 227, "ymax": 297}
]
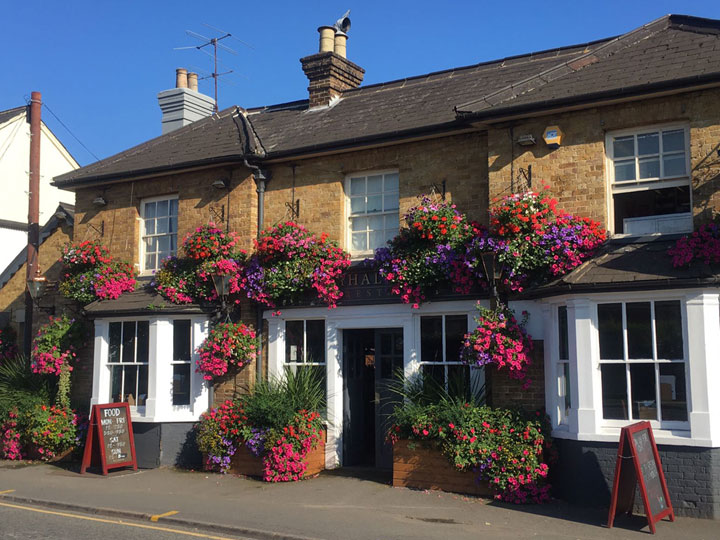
[
  {"xmin": 0, "ymin": 228, "xmax": 28, "ymax": 273},
  {"xmin": 0, "ymin": 110, "xmax": 77, "ymax": 226}
]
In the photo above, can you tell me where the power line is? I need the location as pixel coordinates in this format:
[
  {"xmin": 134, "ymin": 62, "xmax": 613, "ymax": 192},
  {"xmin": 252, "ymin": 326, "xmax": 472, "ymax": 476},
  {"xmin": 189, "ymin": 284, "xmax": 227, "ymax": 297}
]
[{"xmin": 42, "ymin": 102, "xmax": 100, "ymax": 161}]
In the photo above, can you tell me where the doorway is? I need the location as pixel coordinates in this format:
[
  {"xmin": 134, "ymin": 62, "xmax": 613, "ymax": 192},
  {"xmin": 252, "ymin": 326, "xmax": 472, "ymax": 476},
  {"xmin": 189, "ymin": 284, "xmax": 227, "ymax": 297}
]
[{"xmin": 342, "ymin": 328, "xmax": 403, "ymax": 469}]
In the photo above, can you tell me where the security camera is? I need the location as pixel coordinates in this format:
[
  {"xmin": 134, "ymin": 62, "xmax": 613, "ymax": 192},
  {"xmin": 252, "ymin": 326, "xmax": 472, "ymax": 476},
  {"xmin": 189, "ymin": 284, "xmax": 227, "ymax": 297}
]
[{"xmin": 334, "ymin": 10, "xmax": 351, "ymax": 34}]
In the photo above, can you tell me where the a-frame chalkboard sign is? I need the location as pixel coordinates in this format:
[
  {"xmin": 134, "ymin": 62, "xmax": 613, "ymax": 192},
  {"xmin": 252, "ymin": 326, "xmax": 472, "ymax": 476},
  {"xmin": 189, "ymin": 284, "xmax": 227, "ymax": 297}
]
[
  {"xmin": 80, "ymin": 403, "xmax": 138, "ymax": 475},
  {"xmin": 607, "ymin": 421, "xmax": 674, "ymax": 534}
]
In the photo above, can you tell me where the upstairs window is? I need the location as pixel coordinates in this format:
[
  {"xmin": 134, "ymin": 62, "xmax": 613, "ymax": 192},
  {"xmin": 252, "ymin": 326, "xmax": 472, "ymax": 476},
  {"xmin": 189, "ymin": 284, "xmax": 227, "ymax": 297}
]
[
  {"xmin": 347, "ymin": 172, "xmax": 399, "ymax": 256},
  {"xmin": 141, "ymin": 196, "xmax": 178, "ymax": 273},
  {"xmin": 606, "ymin": 126, "xmax": 691, "ymax": 235}
]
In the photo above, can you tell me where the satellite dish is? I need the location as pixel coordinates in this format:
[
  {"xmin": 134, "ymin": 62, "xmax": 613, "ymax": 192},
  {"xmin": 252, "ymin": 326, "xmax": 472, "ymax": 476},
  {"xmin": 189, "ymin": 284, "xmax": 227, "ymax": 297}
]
[{"xmin": 334, "ymin": 10, "xmax": 351, "ymax": 34}]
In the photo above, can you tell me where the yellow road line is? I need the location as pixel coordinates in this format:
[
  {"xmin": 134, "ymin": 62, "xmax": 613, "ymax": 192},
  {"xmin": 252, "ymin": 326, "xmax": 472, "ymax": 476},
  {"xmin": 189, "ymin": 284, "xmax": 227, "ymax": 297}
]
[
  {"xmin": 0, "ymin": 490, "xmax": 16, "ymax": 494},
  {"xmin": 0, "ymin": 501, "xmax": 237, "ymax": 540},
  {"xmin": 151, "ymin": 509, "xmax": 179, "ymax": 522}
]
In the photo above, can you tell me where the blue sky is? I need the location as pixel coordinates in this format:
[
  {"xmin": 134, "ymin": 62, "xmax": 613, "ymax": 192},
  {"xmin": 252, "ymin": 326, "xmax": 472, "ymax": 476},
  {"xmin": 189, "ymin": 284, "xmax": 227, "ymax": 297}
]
[{"xmin": 2, "ymin": 0, "xmax": 719, "ymax": 166}]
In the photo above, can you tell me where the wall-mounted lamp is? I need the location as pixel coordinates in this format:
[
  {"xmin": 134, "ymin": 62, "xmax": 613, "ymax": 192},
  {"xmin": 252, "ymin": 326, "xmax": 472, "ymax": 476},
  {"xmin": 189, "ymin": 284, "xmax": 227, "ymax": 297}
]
[
  {"xmin": 27, "ymin": 271, "xmax": 46, "ymax": 303},
  {"xmin": 212, "ymin": 179, "xmax": 229, "ymax": 189},
  {"xmin": 92, "ymin": 196, "xmax": 107, "ymax": 207},
  {"xmin": 211, "ymin": 272, "xmax": 232, "ymax": 321},
  {"xmin": 516, "ymin": 134, "xmax": 536, "ymax": 146},
  {"xmin": 480, "ymin": 250, "xmax": 502, "ymax": 309}
]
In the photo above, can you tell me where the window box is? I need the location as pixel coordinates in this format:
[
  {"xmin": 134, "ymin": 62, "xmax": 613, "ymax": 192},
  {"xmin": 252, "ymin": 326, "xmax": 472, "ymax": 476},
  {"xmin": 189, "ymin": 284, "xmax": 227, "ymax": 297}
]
[{"xmin": 392, "ymin": 439, "xmax": 492, "ymax": 496}]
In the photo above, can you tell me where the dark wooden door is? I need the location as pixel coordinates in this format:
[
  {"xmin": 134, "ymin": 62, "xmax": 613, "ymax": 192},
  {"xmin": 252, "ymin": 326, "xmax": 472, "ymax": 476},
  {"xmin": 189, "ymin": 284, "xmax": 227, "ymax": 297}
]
[
  {"xmin": 375, "ymin": 328, "xmax": 403, "ymax": 470},
  {"xmin": 342, "ymin": 329, "xmax": 375, "ymax": 466}
]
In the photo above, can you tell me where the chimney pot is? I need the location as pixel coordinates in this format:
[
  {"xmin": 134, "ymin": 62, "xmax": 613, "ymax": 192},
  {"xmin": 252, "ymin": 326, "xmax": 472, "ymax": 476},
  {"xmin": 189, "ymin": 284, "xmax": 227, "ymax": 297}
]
[
  {"xmin": 176, "ymin": 68, "xmax": 188, "ymax": 89},
  {"xmin": 334, "ymin": 32, "xmax": 348, "ymax": 58},
  {"xmin": 188, "ymin": 72, "xmax": 198, "ymax": 92},
  {"xmin": 318, "ymin": 26, "xmax": 335, "ymax": 53}
]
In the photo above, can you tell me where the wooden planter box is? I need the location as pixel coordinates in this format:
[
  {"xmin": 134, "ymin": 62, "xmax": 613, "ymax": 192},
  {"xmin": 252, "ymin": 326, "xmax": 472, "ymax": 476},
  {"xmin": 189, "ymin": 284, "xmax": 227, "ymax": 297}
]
[
  {"xmin": 25, "ymin": 445, "xmax": 75, "ymax": 463},
  {"xmin": 226, "ymin": 430, "xmax": 326, "ymax": 480},
  {"xmin": 393, "ymin": 439, "xmax": 493, "ymax": 497}
]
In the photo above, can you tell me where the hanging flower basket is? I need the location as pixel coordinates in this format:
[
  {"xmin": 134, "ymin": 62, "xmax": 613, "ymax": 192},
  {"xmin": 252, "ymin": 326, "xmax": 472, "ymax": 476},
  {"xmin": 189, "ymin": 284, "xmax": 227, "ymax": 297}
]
[
  {"xmin": 154, "ymin": 223, "xmax": 247, "ymax": 305},
  {"xmin": 59, "ymin": 240, "xmax": 137, "ymax": 304},
  {"xmin": 196, "ymin": 322, "xmax": 257, "ymax": 381},
  {"xmin": 460, "ymin": 303, "xmax": 533, "ymax": 388},
  {"xmin": 242, "ymin": 221, "xmax": 351, "ymax": 309}
]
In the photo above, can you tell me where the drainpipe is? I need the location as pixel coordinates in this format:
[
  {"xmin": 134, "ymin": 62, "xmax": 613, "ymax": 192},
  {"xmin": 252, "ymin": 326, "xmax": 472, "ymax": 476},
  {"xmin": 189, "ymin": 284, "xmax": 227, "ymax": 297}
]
[
  {"xmin": 24, "ymin": 92, "xmax": 41, "ymax": 358},
  {"xmin": 245, "ymin": 159, "xmax": 270, "ymax": 382}
]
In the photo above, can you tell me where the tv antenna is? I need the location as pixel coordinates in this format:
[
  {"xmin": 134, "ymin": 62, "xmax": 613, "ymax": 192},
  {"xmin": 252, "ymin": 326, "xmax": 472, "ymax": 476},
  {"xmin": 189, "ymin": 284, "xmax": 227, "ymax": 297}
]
[{"xmin": 174, "ymin": 24, "xmax": 252, "ymax": 113}]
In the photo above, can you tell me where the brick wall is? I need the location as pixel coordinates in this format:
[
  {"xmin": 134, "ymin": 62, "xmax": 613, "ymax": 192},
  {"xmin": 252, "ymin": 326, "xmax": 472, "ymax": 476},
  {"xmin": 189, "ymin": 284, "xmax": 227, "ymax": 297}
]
[
  {"xmin": 73, "ymin": 165, "xmax": 258, "ymax": 267},
  {"xmin": 0, "ymin": 221, "xmax": 76, "ymax": 339},
  {"xmin": 489, "ymin": 339, "xmax": 545, "ymax": 411},
  {"xmin": 487, "ymin": 88, "xmax": 720, "ymax": 229},
  {"xmin": 263, "ymin": 131, "xmax": 490, "ymax": 242}
]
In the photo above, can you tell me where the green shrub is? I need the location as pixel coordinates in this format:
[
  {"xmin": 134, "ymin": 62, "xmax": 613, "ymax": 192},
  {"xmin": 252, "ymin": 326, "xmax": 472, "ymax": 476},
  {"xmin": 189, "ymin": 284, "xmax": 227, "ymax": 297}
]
[{"xmin": 0, "ymin": 355, "xmax": 53, "ymax": 423}]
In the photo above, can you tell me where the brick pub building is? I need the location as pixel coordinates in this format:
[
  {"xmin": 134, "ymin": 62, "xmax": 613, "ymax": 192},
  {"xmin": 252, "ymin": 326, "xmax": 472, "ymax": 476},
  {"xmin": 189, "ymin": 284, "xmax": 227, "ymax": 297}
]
[{"xmin": 51, "ymin": 15, "xmax": 720, "ymax": 517}]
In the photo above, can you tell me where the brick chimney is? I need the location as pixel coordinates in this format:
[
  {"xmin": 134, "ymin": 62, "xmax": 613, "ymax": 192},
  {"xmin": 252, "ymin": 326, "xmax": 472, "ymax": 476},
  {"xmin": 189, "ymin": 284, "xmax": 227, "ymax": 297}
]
[
  {"xmin": 157, "ymin": 68, "xmax": 215, "ymax": 134},
  {"xmin": 300, "ymin": 25, "xmax": 364, "ymax": 108}
]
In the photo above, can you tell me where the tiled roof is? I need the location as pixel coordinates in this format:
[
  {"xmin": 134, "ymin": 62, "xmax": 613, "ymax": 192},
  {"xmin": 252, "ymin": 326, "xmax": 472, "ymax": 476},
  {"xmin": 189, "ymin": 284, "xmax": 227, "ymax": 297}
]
[
  {"xmin": 54, "ymin": 14, "xmax": 720, "ymax": 188},
  {"xmin": 529, "ymin": 236, "xmax": 720, "ymax": 297},
  {"xmin": 0, "ymin": 204, "xmax": 75, "ymax": 289},
  {"xmin": 456, "ymin": 15, "xmax": 720, "ymax": 118},
  {"xmin": 54, "ymin": 107, "xmax": 249, "ymax": 187},
  {"xmin": 0, "ymin": 106, "xmax": 24, "ymax": 125}
]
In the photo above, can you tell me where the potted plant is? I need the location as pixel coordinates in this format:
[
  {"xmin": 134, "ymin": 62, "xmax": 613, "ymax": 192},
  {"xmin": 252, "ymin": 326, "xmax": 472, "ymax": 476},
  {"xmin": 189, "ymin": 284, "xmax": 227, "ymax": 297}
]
[
  {"xmin": 196, "ymin": 368, "xmax": 326, "ymax": 481},
  {"xmin": 388, "ymin": 375, "xmax": 552, "ymax": 503}
]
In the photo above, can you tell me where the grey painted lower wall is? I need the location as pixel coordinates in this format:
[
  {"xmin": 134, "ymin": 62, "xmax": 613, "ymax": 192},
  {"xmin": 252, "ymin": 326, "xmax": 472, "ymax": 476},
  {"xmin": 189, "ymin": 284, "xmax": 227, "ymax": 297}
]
[
  {"xmin": 131, "ymin": 422, "xmax": 201, "ymax": 469},
  {"xmin": 553, "ymin": 438, "xmax": 720, "ymax": 519}
]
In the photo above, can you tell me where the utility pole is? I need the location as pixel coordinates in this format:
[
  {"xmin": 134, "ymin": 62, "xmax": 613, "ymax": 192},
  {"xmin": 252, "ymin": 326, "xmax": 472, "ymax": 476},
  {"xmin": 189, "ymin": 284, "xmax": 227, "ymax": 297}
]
[{"xmin": 24, "ymin": 91, "xmax": 41, "ymax": 357}]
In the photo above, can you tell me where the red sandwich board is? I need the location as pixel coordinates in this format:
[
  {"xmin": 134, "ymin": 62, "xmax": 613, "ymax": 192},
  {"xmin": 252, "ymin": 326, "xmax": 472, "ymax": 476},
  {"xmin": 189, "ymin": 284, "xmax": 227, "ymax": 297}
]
[
  {"xmin": 80, "ymin": 403, "xmax": 138, "ymax": 475},
  {"xmin": 607, "ymin": 421, "xmax": 674, "ymax": 534}
]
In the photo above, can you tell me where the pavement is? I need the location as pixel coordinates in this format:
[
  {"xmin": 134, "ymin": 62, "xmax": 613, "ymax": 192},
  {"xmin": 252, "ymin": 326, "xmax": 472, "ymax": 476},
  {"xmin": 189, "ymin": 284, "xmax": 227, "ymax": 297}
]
[{"xmin": 0, "ymin": 460, "xmax": 717, "ymax": 540}]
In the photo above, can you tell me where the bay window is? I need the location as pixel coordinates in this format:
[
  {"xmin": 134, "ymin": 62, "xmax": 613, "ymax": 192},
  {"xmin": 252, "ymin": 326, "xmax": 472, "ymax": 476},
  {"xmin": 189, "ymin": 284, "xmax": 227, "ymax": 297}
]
[
  {"xmin": 598, "ymin": 300, "xmax": 688, "ymax": 425},
  {"xmin": 93, "ymin": 316, "xmax": 209, "ymax": 422},
  {"xmin": 556, "ymin": 306, "xmax": 571, "ymax": 426},
  {"xmin": 606, "ymin": 126, "xmax": 691, "ymax": 235}
]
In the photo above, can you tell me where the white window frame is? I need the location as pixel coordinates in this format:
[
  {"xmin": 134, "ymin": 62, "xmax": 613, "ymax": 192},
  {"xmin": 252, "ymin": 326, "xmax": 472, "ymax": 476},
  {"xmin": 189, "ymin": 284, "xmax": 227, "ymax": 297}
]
[
  {"xmin": 91, "ymin": 315, "xmax": 209, "ymax": 423},
  {"xmin": 106, "ymin": 320, "xmax": 150, "ymax": 413},
  {"xmin": 544, "ymin": 290, "xmax": 720, "ymax": 447},
  {"xmin": 555, "ymin": 305, "xmax": 571, "ymax": 428},
  {"xmin": 596, "ymin": 299, "xmax": 689, "ymax": 431},
  {"xmin": 418, "ymin": 313, "xmax": 478, "ymax": 394},
  {"xmin": 284, "ymin": 319, "xmax": 327, "ymax": 372},
  {"xmin": 605, "ymin": 123, "xmax": 692, "ymax": 236},
  {"xmin": 139, "ymin": 194, "xmax": 179, "ymax": 275},
  {"xmin": 344, "ymin": 170, "xmax": 400, "ymax": 258}
]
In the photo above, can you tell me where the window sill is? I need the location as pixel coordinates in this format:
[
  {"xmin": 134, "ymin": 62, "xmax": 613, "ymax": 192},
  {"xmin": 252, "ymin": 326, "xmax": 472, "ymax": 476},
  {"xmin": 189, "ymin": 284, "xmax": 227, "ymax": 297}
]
[
  {"xmin": 550, "ymin": 426, "xmax": 717, "ymax": 447},
  {"xmin": 129, "ymin": 407, "xmax": 203, "ymax": 424}
]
